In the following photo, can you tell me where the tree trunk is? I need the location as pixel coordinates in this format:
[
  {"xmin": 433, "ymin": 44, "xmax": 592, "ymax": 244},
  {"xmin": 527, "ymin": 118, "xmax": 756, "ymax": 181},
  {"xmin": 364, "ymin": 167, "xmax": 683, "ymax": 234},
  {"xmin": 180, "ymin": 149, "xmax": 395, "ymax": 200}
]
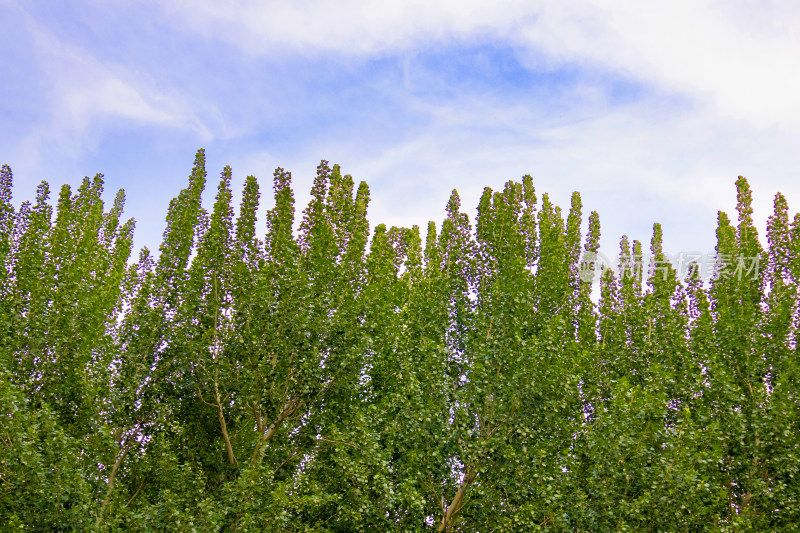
[
  {"xmin": 438, "ymin": 464, "xmax": 477, "ymax": 532},
  {"xmin": 96, "ymin": 441, "xmax": 132, "ymax": 527}
]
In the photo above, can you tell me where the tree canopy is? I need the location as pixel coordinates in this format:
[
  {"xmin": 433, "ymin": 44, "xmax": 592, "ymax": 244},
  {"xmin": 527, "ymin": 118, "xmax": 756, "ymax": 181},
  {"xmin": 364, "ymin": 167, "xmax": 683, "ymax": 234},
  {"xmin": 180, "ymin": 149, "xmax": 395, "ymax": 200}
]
[{"xmin": 1, "ymin": 151, "xmax": 799, "ymax": 531}]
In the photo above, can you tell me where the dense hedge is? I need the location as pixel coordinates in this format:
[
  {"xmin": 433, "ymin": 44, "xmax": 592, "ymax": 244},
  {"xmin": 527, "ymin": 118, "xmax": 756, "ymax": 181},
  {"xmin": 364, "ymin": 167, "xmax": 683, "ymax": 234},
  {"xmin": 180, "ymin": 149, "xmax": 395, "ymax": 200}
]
[{"xmin": 1, "ymin": 150, "xmax": 799, "ymax": 531}]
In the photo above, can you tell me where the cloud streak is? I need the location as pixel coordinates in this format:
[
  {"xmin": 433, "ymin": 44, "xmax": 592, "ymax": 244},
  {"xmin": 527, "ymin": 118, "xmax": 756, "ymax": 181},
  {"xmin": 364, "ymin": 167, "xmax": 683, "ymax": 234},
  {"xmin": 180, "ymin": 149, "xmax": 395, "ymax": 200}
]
[{"xmin": 3, "ymin": 3, "xmax": 212, "ymax": 174}]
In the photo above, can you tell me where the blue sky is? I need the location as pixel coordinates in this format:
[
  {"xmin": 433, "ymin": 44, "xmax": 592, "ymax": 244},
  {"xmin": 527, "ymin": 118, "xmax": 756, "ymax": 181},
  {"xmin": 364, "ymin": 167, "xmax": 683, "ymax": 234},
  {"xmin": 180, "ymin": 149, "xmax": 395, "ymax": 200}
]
[{"xmin": 3, "ymin": 0, "xmax": 800, "ymax": 272}]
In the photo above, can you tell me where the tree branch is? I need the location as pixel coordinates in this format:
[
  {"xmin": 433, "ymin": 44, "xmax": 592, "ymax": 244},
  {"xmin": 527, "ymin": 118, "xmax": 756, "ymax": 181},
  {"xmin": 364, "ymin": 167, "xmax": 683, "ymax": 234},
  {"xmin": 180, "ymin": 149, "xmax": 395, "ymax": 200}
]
[
  {"xmin": 438, "ymin": 463, "xmax": 477, "ymax": 532},
  {"xmin": 214, "ymin": 374, "xmax": 237, "ymax": 465},
  {"xmin": 250, "ymin": 398, "xmax": 304, "ymax": 467},
  {"xmin": 96, "ymin": 441, "xmax": 134, "ymax": 528}
]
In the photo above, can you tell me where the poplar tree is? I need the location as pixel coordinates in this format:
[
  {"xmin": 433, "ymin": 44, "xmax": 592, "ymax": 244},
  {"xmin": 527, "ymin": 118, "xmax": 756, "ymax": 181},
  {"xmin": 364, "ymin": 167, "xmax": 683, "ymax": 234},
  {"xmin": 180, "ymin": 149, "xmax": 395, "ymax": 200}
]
[{"xmin": 3, "ymin": 155, "xmax": 800, "ymax": 531}]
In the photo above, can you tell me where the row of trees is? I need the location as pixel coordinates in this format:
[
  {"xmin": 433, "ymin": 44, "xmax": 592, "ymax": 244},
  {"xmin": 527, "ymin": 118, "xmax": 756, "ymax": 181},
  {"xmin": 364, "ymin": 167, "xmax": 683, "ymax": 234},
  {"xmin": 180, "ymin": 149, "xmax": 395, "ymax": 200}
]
[{"xmin": 1, "ymin": 150, "xmax": 799, "ymax": 531}]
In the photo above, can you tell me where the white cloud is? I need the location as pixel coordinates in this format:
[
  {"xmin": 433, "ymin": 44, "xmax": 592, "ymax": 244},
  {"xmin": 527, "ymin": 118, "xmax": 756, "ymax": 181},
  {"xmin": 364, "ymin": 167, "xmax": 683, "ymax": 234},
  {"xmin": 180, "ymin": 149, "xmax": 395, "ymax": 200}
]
[
  {"xmin": 154, "ymin": 0, "xmax": 800, "ymax": 131},
  {"xmin": 515, "ymin": 0, "xmax": 800, "ymax": 129},
  {"xmin": 157, "ymin": 0, "xmax": 532, "ymax": 55}
]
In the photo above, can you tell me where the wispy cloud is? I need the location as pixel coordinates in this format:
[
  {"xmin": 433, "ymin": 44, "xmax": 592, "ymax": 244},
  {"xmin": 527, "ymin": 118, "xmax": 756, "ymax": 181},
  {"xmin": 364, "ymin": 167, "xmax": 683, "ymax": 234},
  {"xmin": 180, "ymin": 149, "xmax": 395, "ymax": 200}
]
[
  {"xmin": 152, "ymin": 0, "xmax": 800, "ymax": 131},
  {"xmin": 2, "ymin": 3, "xmax": 213, "ymax": 177},
  {"xmin": 30, "ymin": 19, "xmax": 211, "ymax": 143},
  {"xmin": 155, "ymin": 0, "xmax": 532, "ymax": 55}
]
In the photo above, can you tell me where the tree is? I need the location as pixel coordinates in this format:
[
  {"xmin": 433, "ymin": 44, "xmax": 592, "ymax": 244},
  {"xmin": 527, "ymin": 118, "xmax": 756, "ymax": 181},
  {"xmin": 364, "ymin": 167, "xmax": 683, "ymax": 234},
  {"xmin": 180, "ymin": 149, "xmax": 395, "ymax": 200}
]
[{"xmin": 2, "ymin": 155, "xmax": 799, "ymax": 531}]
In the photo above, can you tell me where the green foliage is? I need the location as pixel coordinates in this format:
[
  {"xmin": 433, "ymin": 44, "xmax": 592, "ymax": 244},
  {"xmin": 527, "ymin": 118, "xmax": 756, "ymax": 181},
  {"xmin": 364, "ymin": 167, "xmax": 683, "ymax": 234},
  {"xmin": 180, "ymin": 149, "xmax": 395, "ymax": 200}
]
[{"xmin": 1, "ymin": 153, "xmax": 799, "ymax": 531}]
